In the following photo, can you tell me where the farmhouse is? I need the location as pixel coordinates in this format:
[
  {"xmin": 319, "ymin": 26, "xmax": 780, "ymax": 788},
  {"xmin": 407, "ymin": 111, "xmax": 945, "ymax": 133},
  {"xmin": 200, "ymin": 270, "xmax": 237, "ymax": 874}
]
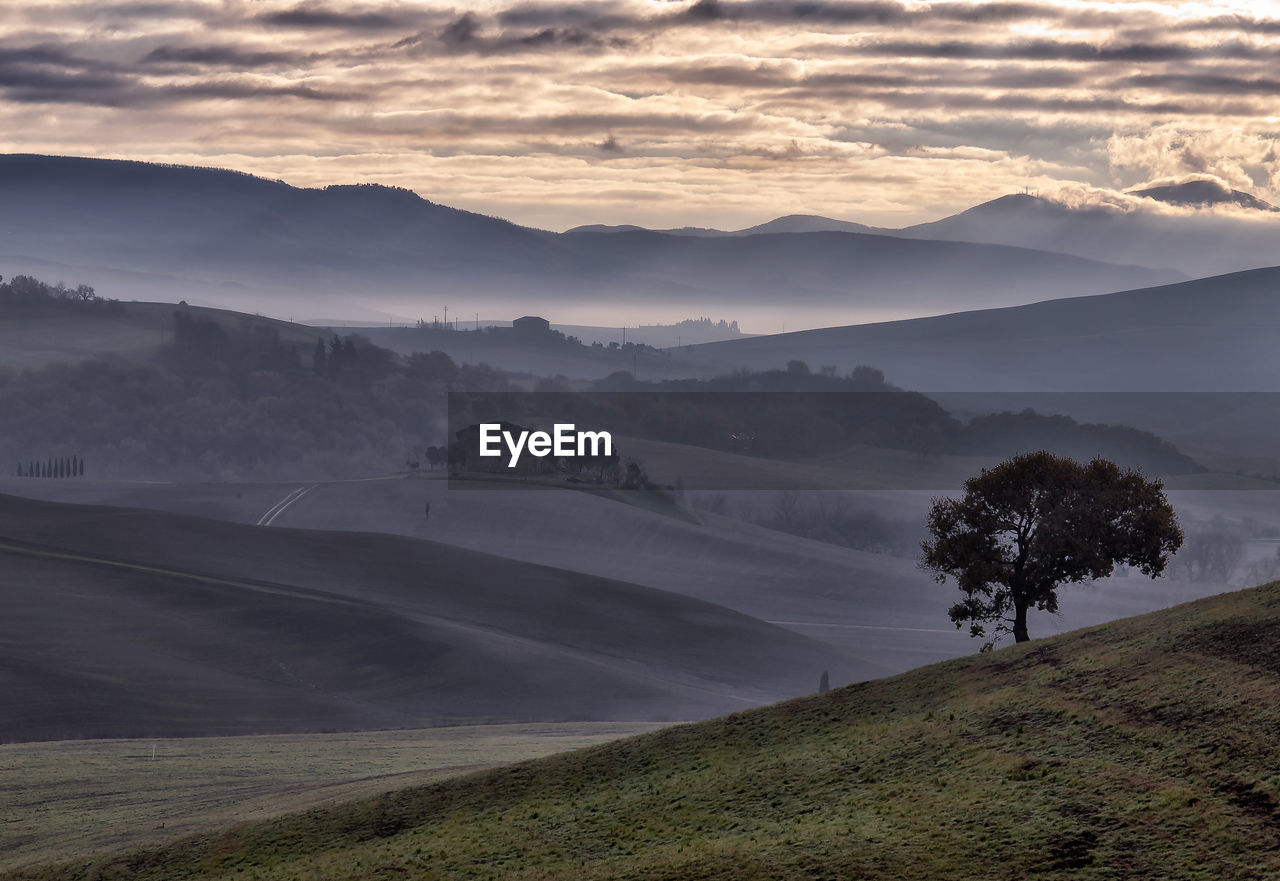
[{"xmin": 512, "ymin": 315, "xmax": 551, "ymax": 336}]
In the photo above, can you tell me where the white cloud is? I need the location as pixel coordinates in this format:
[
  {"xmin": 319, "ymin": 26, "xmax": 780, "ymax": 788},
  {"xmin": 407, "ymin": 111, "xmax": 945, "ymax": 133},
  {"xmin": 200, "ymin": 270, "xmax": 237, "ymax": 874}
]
[{"xmin": 1107, "ymin": 124, "xmax": 1280, "ymax": 194}]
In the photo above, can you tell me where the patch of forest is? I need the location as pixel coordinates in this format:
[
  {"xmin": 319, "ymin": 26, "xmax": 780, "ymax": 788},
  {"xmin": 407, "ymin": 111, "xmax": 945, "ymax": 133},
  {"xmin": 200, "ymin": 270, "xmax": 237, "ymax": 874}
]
[{"xmin": 0, "ymin": 274, "xmax": 124, "ymax": 318}]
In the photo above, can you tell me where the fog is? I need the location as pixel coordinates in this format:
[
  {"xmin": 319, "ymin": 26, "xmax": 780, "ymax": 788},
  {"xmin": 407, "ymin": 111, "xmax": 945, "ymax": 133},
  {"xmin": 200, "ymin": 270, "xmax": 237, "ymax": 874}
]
[{"xmin": 3, "ymin": 155, "xmax": 1280, "ymax": 749}]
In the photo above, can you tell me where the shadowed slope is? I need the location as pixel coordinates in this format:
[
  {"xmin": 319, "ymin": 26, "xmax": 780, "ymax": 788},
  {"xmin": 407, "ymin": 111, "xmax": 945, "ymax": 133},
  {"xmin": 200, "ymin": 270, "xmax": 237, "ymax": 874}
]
[{"xmin": 0, "ymin": 493, "xmax": 853, "ymax": 741}]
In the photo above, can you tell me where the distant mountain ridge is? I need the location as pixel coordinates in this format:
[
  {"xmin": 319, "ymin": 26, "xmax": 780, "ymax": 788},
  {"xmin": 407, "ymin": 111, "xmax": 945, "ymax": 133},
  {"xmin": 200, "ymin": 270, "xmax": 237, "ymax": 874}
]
[
  {"xmin": 1129, "ymin": 179, "xmax": 1279, "ymax": 212},
  {"xmin": 568, "ymin": 183, "xmax": 1280, "ymax": 280},
  {"xmin": 565, "ymin": 214, "xmax": 876, "ymax": 237},
  {"xmin": 0, "ymin": 154, "xmax": 1184, "ymax": 323},
  {"xmin": 893, "ymin": 192, "xmax": 1280, "ymax": 278}
]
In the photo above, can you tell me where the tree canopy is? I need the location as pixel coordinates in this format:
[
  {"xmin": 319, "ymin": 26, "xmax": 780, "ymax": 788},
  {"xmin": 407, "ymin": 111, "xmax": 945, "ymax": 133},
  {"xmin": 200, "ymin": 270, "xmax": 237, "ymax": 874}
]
[{"xmin": 921, "ymin": 451, "xmax": 1183, "ymax": 648}]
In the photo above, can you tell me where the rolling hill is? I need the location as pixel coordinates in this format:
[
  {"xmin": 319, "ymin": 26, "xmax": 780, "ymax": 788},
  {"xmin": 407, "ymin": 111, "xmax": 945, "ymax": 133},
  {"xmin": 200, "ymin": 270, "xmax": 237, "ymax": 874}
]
[
  {"xmin": 677, "ymin": 265, "xmax": 1280, "ymax": 392},
  {"xmin": 11, "ymin": 578, "xmax": 1280, "ymax": 880},
  {"xmin": 2, "ymin": 467, "xmax": 1244, "ymax": 685},
  {"xmin": 0, "ymin": 155, "xmax": 1182, "ymax": 325},
  {"xmin": 0, "ymin": 492, "xmax": 855, "ymax": 742}
]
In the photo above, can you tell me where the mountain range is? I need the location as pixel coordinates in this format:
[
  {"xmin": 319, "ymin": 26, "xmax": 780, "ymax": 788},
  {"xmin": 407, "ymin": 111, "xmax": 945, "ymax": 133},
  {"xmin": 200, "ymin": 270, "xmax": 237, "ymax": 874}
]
[{"xmin": 0, "ymin": 154, "xmax": 1193, "ymax": 325}]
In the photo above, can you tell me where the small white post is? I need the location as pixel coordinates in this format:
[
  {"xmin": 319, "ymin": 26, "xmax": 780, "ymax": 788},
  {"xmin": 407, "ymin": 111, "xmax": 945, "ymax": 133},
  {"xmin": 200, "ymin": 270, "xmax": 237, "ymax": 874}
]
[{"xmin": 151, "ymin": 743, "xmax": 156, "ymax": 760}]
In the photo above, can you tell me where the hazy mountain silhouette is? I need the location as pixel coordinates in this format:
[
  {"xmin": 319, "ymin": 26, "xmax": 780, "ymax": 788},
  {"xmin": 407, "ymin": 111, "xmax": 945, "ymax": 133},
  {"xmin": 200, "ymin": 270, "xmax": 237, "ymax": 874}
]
[
  {"xmin": 569, "ymin": 186, "xmax": 1280, "ymax": 282},
  {"xmin": 0, "ymin": 155, "xmax": 1181, "ymax": 320},
  {"xmin": 1129, "ymin": 180, "xmax": 1279, "ymax": 212},
  {"xmin": 565, "ymin": 214, "xmax": 876, "ymax": 236},
  {"xmin": 896, "ymin": 192, "xmax": 1280, "ymax": 278},
  {"xmin": 555, "ymin": 228, "xmax": 1180, "ymax": 316},
  {"xmin": 565, "ymin": 223, "xmax": 730, "ymax": 236}
]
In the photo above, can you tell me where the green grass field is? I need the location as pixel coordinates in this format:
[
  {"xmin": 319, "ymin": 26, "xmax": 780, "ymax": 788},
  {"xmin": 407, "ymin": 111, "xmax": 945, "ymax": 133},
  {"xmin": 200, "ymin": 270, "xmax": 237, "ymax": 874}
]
[
  {"xmin": 9, "ymin": 581, "xmax": 1280, "ymax": 880},
  {"xmin": 0, "ymin": 723, "xmax": 662, "ymax": 872}
]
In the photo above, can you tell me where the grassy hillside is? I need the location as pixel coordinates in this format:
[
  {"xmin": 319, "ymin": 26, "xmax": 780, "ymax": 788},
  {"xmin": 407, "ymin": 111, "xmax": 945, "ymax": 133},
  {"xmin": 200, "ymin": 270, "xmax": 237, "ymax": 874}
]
[
  {"xmin": 10, "ymin": 581, "xmax": 1280, "ymax": 880},
  {"xmin": 0, "ymin": 493, "xmax": 854, "ymax": 741},
  {"xmin": 0, "ymin": 723, "xmax": 661, "ymax": 871}
]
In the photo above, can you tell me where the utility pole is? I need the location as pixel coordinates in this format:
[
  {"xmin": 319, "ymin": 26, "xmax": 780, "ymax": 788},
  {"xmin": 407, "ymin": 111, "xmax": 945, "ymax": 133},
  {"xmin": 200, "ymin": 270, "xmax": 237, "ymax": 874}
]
[{"xmin": 443, "ymin": 305, "xmax": 448, "ymax": 328}]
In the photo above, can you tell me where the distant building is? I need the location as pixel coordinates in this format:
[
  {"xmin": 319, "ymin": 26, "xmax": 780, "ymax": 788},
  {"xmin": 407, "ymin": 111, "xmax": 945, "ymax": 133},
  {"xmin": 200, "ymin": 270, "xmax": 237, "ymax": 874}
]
[{"xmin": 513, "ymin": 315, "xmax": 550, "ymax": 336}]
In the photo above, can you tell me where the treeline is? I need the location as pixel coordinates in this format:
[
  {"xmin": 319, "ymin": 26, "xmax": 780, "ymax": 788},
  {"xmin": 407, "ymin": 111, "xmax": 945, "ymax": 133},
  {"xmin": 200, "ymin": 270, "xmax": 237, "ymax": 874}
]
[
  {"xmin": 0, "ymin": 274, "xmax": 124, "ymax": 317},
  {"xmin": 14, "ymin": 455, "xmax": 85, "ymax": 478},
  {"xmin": 959, "ymin": 410, "xmax": 1200, "ymax": 475},
  {"xmin": 674, "ymin": 317, "xmax": 740, "ymax": 333},
  {"xmin": 474, "ymin": 363, "xmax": 956, "ymax": 461},
  {"xmin": 1, "ymin": 314, "xmax": 511, "ymax": 480},
  {"xmin": 482, "ymin": 361, "xmax": 1203, "ymax": 474}
]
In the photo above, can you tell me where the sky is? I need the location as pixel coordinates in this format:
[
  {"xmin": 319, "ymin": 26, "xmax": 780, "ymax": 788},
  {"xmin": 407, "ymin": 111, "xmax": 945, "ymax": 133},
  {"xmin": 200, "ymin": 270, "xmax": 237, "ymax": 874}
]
[{"xmin": 2, "ymin": 0, "xmax": 1280, "ymax": 231}]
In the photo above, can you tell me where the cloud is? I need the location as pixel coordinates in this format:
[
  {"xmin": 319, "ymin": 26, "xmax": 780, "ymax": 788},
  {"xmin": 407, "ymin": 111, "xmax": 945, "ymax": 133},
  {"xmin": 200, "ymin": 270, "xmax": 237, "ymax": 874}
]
[
  {"xmin": 439, "ymin": 13, "xmax": 481, "ymax": 47},
  {"xmin": 1107, "ymin": 126, "xmax": 1280, "ymax": 193},
  {"xmin": 851, "ymin": 38, "xmax": 1251, "ymax": 62},
  {"xmin": 141, "ymin": 45, "xmax": 303, "ymax": 68},
  {"xmin": 1119, "ymin": 73, "xmax": 1280, "ymax": 96},
  {"xmin": 257, "ymin": 3, "xmax": 408, "ymax": 30}
]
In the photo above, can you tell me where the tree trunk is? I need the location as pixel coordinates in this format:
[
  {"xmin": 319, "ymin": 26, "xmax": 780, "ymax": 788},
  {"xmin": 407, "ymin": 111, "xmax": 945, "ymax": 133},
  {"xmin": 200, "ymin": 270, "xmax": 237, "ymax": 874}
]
[{"xmin": 1013, "ymin": 601, "xmax": 1030, "ymax": 643}]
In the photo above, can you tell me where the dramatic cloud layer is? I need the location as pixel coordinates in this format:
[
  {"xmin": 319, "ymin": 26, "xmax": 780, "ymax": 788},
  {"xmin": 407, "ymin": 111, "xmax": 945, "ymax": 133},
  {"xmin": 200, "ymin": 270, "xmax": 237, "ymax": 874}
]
[{"xmin": 1, "ymin": 0, "xmax": 1278, "ymax": 228}]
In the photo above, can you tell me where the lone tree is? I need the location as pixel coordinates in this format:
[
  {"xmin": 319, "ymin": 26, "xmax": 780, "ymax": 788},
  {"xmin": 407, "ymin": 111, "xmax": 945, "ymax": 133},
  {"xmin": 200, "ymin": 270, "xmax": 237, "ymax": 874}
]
[{"xmin": 921, "ymin": 451, "xmax": 1182, "ymax": 648}]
